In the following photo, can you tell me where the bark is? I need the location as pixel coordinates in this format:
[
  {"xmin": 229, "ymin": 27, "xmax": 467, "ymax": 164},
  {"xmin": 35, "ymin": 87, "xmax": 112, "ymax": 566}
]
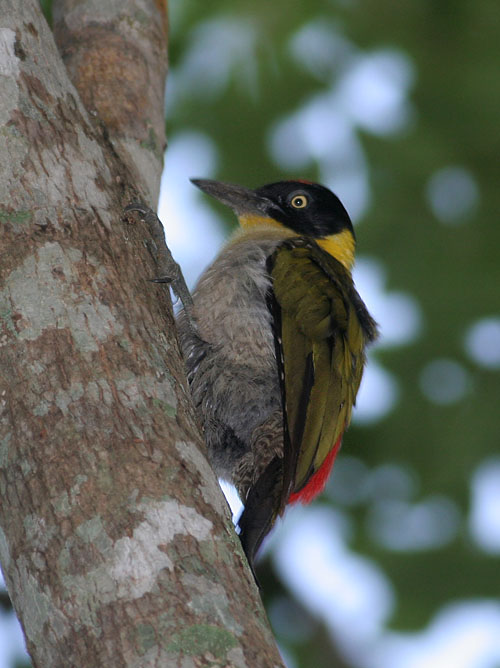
[
  {"xmin": 0, "ymin": 1, "xmax": 285, "ymax": 667},
  {"xmin": 52, "ymin": 0, "xmax": 168, "ymax": 205}
]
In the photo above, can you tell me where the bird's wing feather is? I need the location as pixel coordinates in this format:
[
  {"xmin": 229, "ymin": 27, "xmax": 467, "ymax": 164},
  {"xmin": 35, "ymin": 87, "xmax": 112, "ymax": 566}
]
[{"xmin": 268, "ymin": 239, "xmax": 377, "ymax": 505}]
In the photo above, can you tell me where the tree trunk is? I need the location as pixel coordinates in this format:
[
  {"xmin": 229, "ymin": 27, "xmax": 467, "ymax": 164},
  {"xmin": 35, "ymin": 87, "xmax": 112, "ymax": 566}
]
[{"xmin": 0, "ymin": 1, "xmax": 284, "ymax": 666}]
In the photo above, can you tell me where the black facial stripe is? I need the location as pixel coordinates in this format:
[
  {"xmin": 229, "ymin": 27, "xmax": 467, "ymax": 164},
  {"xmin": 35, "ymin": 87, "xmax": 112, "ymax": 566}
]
[{"xmin": 254, "ymin": 181, "xmax": 353, "ymax": 239}]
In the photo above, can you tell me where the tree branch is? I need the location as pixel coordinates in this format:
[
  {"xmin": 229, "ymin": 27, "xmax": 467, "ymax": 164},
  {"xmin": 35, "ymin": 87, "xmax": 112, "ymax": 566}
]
[{"xmin": 53, "ymin": 0, "xmax": 168, "ymax": 204}]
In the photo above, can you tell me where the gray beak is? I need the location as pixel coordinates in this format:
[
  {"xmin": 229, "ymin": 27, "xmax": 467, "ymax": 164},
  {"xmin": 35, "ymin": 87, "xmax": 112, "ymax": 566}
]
[{"xmin": 190, "ymin": 178, "xmax": 272, "ymax": 217}]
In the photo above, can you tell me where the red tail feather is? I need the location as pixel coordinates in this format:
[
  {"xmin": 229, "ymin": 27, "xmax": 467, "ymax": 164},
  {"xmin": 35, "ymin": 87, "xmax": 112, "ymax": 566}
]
[{"xmin": 288, "ymin": 434, "xmax": 343, "ymax": 505}]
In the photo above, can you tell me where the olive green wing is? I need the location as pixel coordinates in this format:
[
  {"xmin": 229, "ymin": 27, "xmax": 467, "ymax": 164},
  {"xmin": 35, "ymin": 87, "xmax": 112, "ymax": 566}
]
[{"xmin": 269, "ymin": 240, "xmax": 377, "ymax": 505}]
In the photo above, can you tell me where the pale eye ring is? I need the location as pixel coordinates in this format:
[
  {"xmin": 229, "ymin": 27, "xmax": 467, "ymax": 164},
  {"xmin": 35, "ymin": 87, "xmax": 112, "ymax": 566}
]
[{"xmin": 290, "ymin": 194, "xmax": 308, "ymax": 209}]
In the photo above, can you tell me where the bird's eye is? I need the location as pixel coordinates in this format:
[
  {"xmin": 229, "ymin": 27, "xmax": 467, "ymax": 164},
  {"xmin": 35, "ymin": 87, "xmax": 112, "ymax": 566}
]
[{"xmin": 290, "ymin": 194, "xmax": 308, "ymax": 209}]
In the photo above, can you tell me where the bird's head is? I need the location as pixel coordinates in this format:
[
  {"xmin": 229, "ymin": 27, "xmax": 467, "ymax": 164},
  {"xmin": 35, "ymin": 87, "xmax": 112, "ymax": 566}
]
[{"xmin": 191, "ymin": 178, "xmax": 356, "ymax": 271}]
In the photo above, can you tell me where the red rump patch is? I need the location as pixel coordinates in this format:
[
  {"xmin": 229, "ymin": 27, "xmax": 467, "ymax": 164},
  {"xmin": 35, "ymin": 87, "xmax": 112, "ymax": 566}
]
[{"xmin": 288, "ymin": 434, "xmax": 343, "ymax": 505}]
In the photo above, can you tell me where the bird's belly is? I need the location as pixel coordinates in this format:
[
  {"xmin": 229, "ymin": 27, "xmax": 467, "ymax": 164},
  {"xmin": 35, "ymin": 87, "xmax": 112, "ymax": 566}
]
[
  {"xmin": 189, "ymin": 301, "xmax": 282, "ymax": 481},
  {"xmin": 194, "ymin": 298, "xmax": 280, "ymax": 431},
  {"xmin": 180, "ymin": 239, "xmax": 284, "ymax": 481},
  {"xmin": 198, "ymin": 304, "xmax": 276, "ymax": 368}
]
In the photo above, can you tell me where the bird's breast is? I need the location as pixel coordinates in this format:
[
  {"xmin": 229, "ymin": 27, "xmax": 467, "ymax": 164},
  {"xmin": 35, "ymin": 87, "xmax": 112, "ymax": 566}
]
[{"xmin": 191, "ymin": 237, "xmax": 281, "ymax": 368}]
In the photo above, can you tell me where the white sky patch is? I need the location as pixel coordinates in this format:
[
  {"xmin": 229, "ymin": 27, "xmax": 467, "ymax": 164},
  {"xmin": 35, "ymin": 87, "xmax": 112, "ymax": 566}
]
[
  {"xmin": 366, "ymin": 601, "xmax": 500, "ymax": 668},
  {"xmin": 425, "ymin": 166, "xmax": 479, "ymax": 225},
  {"xmin": 277, "ymin": 644, "xmax": 297, "ymax": 668},
  {"xmin": 354, "ymin": 257, "xmax": 423, "ymax": 348},
  {"xmin": 289, "ymin": 17, "xmax": 358, "ymax": 80},
  {"xmin": 0, "ymin": 571, "xmax": 30, "ymax": 666},
  {"xmin": 364, "ymin": 463, "xmax": 418, "ymax": 503},
  {"xmin": 469, "ymin": 458, "xmax": 500, "ymax": 554},
  {"xmin": 289, "ymin": 22, "xmax": 414, "ymax": 136},
  {"xmin": 354, "ymin": 359, "xmax": 398, "ymax": 424},
  {"xmin": 0, "ymin": 609, "xmax": 29, "ymax": 668},
  {"xmin": 270, "ymin": 37, "xmax": 414, "ymax": 221},
  {"xmin": 273, "ymin": 506, "xmax": 395, "ymax": 647},
  {"xmin": 464, "ymin": 317, "xmax": 500, "ymax": 369},
  {"xmin": 419, "ymin": 358, "xmax": 470, "ymax": 405},
  {"xmin": 158, "ymin": 132, "xmax": 225, "ymax": 287},
  {"xmin": 351, "ymin": 256, "xmax": 422, "ymax": 424},
  {"xmin": 269, "ymin": 102, "xmax": 354, "ymax": 168},
  {"xmin": 289, "ymin": 20, "xmax": 354, "ymax": 80},
  {"xmin": 326, "ymin": 456, "xmax": 371, "ymax": 506},
  {"xmin": 327, "ymin": 459, "xmax": 418, "ymax": 508},
  {"xmin": 166, "ymin": 16, "xmax": 258, "ymax": 110},
  {"xmin": 367, "ymin": 495, "xmax": 460, "ymax": 552},
  {"xmin": 336, "ymin": 50, "xmax": 415, "ymax": 136}
]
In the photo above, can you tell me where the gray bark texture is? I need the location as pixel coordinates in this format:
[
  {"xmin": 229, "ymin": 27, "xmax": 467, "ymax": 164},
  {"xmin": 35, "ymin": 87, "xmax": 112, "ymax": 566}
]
[{"xmin": 0, "ymin": 1, "xmax": 285, "ymax": 666}]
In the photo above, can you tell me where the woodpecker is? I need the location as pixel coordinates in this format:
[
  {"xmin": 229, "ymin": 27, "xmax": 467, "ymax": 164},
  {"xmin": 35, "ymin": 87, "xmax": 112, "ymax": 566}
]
[{"xmin": 176, "ymin": 179, "xmax": 378, "ymax": 573}]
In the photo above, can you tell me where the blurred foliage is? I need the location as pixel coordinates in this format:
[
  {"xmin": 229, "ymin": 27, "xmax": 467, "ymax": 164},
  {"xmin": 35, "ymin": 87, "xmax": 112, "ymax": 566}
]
[
  {"xmin": 10, "ymin": 1, "xmax": 497, "ymax": 667},
  {"xmin": 166, "ymin": 0, "xmax": 500, "ymax": 665}
]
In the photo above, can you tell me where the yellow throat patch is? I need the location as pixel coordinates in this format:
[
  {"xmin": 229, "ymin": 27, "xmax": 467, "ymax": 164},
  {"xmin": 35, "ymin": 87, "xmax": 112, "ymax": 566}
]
[
  {"xmin": 317, "ymin": 229, "xmax": 355, "ymax": 272},
  {"xmin": 238, "ymin": 213, "xmax": 287, "ymax": 232},
  {"xmin": 237, "ymin": 213, "xmax": 356, "ymax": 271}
]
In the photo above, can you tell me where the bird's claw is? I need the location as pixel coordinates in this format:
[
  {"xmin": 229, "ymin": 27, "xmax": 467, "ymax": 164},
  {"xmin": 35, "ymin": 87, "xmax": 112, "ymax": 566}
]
[
  {"xmin": 124, "ymin": 202, "xmax": 147, "ymax": 214},
  {"xmin": 149, "ymin": 275, "xmax": 173, "ymax": 284},
  {"xmin": 124, "ymin": 201, "xmax": 197, "ymax": 332},
  {"xmin": 124, "ymin": 201, "xmax": 157, "ymax": 224}
]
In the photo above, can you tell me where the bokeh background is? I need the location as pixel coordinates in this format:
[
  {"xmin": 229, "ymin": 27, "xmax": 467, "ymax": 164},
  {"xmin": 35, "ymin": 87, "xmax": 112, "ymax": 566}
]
[{"xmin": 2, "ymin": 1, "xmax": 499, "ymax": 666}]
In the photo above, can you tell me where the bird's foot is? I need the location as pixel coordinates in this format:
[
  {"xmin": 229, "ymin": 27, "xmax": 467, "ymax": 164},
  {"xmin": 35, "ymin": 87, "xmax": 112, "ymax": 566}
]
[{"xmin": 124, "ymin": 202, "xmax": 197, "ymax": 332}]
